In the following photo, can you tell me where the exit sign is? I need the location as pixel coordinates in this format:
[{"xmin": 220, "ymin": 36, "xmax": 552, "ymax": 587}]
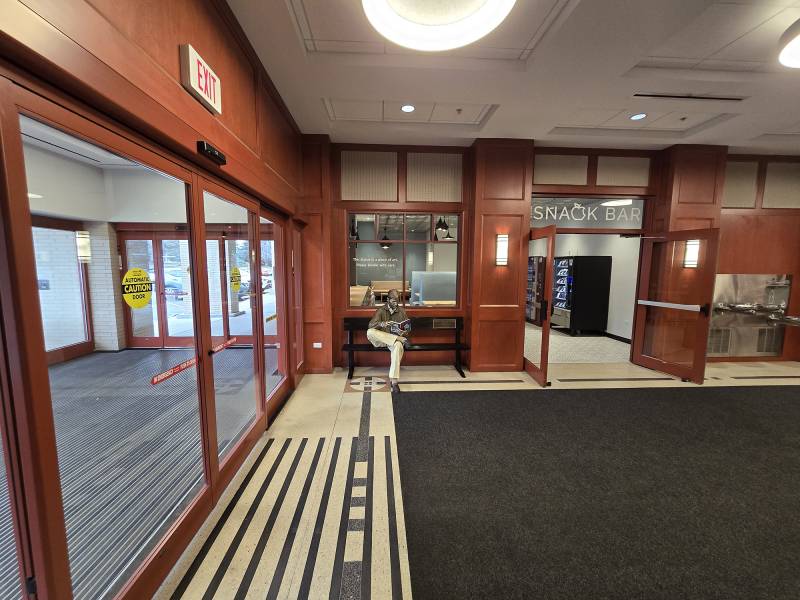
[{"xmin": 179, "ymin": 44, "xmax": 222, "ymax": 115}]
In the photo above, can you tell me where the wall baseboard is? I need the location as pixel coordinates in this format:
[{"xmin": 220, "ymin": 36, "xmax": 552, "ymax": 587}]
[{"xmin": 604, "ymin": 332, "xmax": 631, "ymax": 345}]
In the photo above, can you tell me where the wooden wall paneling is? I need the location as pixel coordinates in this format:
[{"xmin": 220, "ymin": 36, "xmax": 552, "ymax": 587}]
[
  {"xmin": 299, "ymin": 135, "xmax": 333, "ymax": 373},
  {"xmin": 469, "ymin": 139, "xmax": 533, "ymax": 372},
  {"xmin": 661, "ymin": 145, "xmax": 727, "ymax": 231},
  {"xmin": 0, "ymin": 0, "xmax": 302, "ymax": 214}
]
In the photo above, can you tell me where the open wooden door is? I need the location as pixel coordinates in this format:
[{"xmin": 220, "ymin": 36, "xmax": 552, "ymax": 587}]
[
  {"xmin": 632, "ymin": 228, "xmax": 720, "ymax": 384},
  {"xmin": 524, "ymin": 225, "xmax": 556, "ymax": 386}
]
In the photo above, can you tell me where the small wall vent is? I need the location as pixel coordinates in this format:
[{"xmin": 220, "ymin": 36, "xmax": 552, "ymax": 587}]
[
  {"xmin": 633, "ymin": 93, "xmax": 745, "ymax": 102},
  {"xmin": 707, "ymin": 328, "xmax": 731, "ymax": 355}
]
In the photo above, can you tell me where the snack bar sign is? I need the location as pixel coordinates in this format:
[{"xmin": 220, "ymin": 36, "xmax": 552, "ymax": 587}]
[
  {"xmin": 532, "ymin": 198, "xmax": 644, "ymax": 229},
  {"xmin": 180, "ymin": 44, "xmax": 222, "ymax": 115}
]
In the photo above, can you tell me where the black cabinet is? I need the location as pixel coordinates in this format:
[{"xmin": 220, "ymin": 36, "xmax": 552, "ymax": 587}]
[{"xmin": 551, "ymin": 256, "xmax": 611, "ymax": 335}]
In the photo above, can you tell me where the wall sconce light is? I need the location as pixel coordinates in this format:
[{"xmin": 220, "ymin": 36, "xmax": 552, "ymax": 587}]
[
  {"xmin": 496, "ymin": 234, "xmax": 509, "ymax": 266},
  {"xmin": 684, "ymin": 239, "xmax": 700, "ymax": 268},
  {"xmin": 75, "ymin": 230, "xmax": 91, "ymax": 263}
]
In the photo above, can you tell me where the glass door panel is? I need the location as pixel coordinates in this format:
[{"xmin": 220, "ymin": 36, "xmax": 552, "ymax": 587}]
[
  {"xmin": 32, "ymin": 226, "xmax": 90, "ymax": 351},
  {"xmin": 19, "ymin": 115, "xmax": 205, "ymax": 600},
  {"xmin": 632, "ymin": 229, "xmax": 720, "ymax": 384},
  {"xmin": 161, "ymin": 238, "xmax": 195, "ymax": 344},
  {"xmin": 124, "ymin": 239, "xmax": 159, "ymax": 342},
  {"xmin": 203, "ymin": 191, "xmax": 258, "ymax": 460},
  {"xmin": 525, "ymin": 225, "xmax": 555, "ymax": 386},
  {"xmin": 260, "ymin": 216, "xmax": 286, "ymax": 398},
  {"xmin": 206, "ymin": 240, "xmax": 225, "ymax": 338},
  {"xmin": 225, "ymin": 239, "xmax": 253, "ymax": 339}
]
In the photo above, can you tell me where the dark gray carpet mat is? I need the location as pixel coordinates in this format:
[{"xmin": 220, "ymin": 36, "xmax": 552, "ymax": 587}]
[{"xmin": 393, "ymin": 387, "xmax": 800, "ymax": 600}]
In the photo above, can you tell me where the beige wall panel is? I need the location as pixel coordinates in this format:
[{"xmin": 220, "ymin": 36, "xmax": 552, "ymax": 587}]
[
  {"xmin": 596, "ymin": 156, "xmax": 651, "ymax": 187},
  {"xmin": 763, "ymin": 162, "xmax": 800, "ymax": 209},
  {"xmin": 533, "ymin": 154, "xmax": 588, "ymax": 185},
  {"xmin": 722, "ymin": 161, "xmax": 758, "ymax": 208},
  {"xmin": 407, "ymin": 153, "xmax": 463, "ymax": 202},
  {"xmin": 341, "ymin": 151, "xmax": 398, "ymax": 201}
]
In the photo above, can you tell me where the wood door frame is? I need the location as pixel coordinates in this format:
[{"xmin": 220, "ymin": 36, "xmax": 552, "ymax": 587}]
[
  {"xmin": 524, "ymin": 225, "xmax": 556, "ymax": 386},
  {"xmin": 631, "ymin": 228, "xmax": 720, "ymax": 384}
]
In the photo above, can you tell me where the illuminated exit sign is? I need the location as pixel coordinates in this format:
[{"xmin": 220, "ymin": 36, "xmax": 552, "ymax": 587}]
[{"xmin": 179, "ymin": 44, "xmax": 222, "ymax": 115}]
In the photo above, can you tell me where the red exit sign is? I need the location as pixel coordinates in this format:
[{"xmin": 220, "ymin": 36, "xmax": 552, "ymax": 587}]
[{"xmin": 179, "ymin": 44, "xmax": 222, "ymax": 115}]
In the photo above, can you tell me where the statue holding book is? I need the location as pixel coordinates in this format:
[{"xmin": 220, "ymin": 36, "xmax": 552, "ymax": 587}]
[{"xmin": 367, "ymin": 288, "xmax": 411, "ymax": 393}]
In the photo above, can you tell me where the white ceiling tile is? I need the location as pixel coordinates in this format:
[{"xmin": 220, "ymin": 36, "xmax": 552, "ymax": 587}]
[
  {"xmin": 476, "ymin": 0, "xmax": 561, "ymax": 50},
  {"xmin": 646, "ymin": 112, "xmax": 719, "ymax": 131},
  {"xmin": 383, "ymin": 101, "xmax": 435, "ymax": 122},
  {"xmin": 301, "ymin": 0, "xmax": 383, "ymax": 42},
  {"xmin": 313, "ymin": 40, "xmax": 385, "ymax": 54},
  {"xmin": 647, "ymin": 2, "xmax": 786, "ymax": 60},
  {"xmin": 430, "ymin": 103, "xmax": 488, "ymax": 124},
  {"xmin": 695, "ymin": 58, "xmax": 767, "ymax": 71},
  {"xmin": 559, "ymin": 108, "xmax": 625, "ymax": 127},
  {"xmin": 710, "ymin": 7, "xmax": 800, "ymax": 61},
  {"xmin": 637, "ymin": 57, "xmax": 702, "ymax": 69},
  {"xmin": 329, "ymin": 99, "xmax": 383, "ymax": 121},
  {"xmin": 385, "ymin": 45, "xmax": 522, "ymax": 60}
]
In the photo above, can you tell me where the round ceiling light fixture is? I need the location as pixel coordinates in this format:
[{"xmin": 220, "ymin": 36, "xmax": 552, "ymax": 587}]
[
  {"xmin": 779, "ymin": 18, "xmax": 800, "ymax": 68},
  {"xmin": 401, "ymin": 104, "xmax": 416, "ymax": 113},
  {"xmin": 630, "ymin": 113, "xmax": 647, "ymax": 121},
  {"xmin": 362, "ymin": 0, "xmax": 517, "ymax": 52}
]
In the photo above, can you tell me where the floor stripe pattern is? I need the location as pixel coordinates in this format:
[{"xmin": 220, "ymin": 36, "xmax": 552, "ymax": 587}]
[{"xmin": 171, "ymin": 378, "xmax": 406, "ymax": 599}]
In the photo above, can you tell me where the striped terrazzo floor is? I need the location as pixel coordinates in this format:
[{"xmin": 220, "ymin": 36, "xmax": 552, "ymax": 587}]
[{"xmin": 158, "ymin": 375, "xmax": 412, "ymax": 600}]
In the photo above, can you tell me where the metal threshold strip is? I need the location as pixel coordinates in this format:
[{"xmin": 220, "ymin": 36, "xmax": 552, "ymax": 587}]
[{"xmin": 637, "ymin": 300, "xmax": 702, "ymax": 312}]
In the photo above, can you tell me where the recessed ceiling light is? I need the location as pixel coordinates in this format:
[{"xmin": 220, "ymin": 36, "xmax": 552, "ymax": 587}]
[
  {"xmin": 362, "ymin": 0, "xmax": 517, "ymax": 52},
  {"xmin": 630, "ymin": 113, "xmax": 647, "ymax": 121},
  {"xmin": 601, "ymin": 199, "xmax": 633, "ymax": 207},
  {"xmin": 401, "ymin": 104, "xmax": 415, "ymax": 113},
  {"xmin": 27, "ymin": 193, "xmax": 43, "ymax": 199},
  {"xmin": 779, "ymin": 18, "xmax": 800, "ymax": 68}
]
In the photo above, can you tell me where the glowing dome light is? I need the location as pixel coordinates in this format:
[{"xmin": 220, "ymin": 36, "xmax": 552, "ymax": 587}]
[
  {"xmin": 362, "ymin": 0, "xmax": 517, "ymax": 52},
  {"xmin": 779, "ymin": 18, "xmax": 800, "ymax": 68}
]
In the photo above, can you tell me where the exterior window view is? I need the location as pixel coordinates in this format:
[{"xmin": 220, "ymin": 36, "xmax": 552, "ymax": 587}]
[{"xmin": 2, "ymin": 1, "xmax": 800, "ymax": 599}]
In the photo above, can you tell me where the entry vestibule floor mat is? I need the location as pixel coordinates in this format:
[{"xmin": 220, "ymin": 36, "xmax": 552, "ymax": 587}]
[{"xmin": 392, "ymin": 386, "xmax": 800, "ymax": 600}]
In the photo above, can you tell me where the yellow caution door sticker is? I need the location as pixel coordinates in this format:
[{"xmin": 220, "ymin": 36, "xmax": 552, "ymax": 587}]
[
  {"xmin": 230, "ymin": 267, "xmax": 242, "ymax": 293},
  {"xmin": 121, "ymin": 268, "xmax": 153, "ymax": 309}
]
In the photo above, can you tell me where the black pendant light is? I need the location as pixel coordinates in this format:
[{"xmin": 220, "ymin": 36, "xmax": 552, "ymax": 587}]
[
  {"xmin": 380, "ymin": 225, "xmax": 391, "ymax": 249},
  {"xmin": 444, "ymin": 229, "xmax": 455, "ymax": 241},
  {"xmin": 435, "ymin": 216, "xmax": 448, "ymax": 232}
]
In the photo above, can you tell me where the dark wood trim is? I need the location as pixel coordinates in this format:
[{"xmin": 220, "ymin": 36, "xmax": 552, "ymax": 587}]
[
  {"xmin": 535, "ymin": 146, "xmax": 658, "ymax": 158},
  {"xmin": 526, "ymin": 224, "xmax": 556, "ymax": 386},
  {"xmin": 29, "ymin": 214, "xmax": 83, "ymax": 231},
  {"xmin": 333, "ymin": 143, "xmax": 468, "ymax": 154},
  {"xmin": 532, "ymin": 184, "xmax": 653, "ymax": 196}
]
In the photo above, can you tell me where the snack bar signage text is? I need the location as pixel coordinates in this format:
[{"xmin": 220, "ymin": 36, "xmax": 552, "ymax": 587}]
[
  {"xmin": 532, "ymin": 199, "xmax": 644, "ymax": 229},
  {"xmin": 180, "ymin": 44, "xmax": 222, "ymax": 115}
]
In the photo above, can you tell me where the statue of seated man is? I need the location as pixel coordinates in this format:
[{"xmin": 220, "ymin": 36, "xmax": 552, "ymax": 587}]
[{"xmin": 367, "ymin": 289, "xmax": 411, "ymax": 393}]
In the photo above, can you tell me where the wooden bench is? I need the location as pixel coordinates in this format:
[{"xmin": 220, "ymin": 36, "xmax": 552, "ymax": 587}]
[{"xmin": 342, "ymin": 316, "xmax": 469, "ymax": 380}]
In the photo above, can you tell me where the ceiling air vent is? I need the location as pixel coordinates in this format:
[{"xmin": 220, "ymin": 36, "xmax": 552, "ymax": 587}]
[{"xmin": 633, "ymin": 93, "xmax": 745, "ymax": 103}]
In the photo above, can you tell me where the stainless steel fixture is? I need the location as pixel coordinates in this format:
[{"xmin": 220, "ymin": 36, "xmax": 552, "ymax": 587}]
[{"xmin": 709, "ymin": 274, "xmax": 794, "ymax": 357}]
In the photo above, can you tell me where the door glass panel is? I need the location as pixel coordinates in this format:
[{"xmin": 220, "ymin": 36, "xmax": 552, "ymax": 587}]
[
  {"xmin": 203, "ymin": 192, "xmax": 257, "ymax": 459},
  {"xmin": 32, "ymin": 226, "xmax": 89, "ymax": 350},
  {"xmin": 226, "ymin": 239, "xmax": 253, "ymax": 337},
  {"xmin": 162, "ymin": 239, "xmax": 194, "ymax": 340},
  {"xmin": 206, "ymin": 240, "xmax": 224, "ymax": 337},
  {"xmin": 20, "ymin": 116, "xmax": 205, "ymax": 599},
  {"xmin": 525, "ymin": 236, "xmax": 550, "ymax": 370},
  {"xmin": 0, "ymin": 430, "xmax": 23, "ymax": 599},
  {"xmin": 124, "ymin": 239, "xmax": 159, "ymax": 338},
  {"xmin": 261, "ymin": 216, "xmax": 285, "ymax": 396}
]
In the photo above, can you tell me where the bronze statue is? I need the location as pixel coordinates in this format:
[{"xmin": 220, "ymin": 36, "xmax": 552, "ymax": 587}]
[{"xmin": 367, "ymin": 289, "xmax": 410, "ymax": 392}]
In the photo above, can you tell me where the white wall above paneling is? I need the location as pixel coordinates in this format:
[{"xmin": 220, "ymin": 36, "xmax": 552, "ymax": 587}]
[
  {"xmin": 533, "ymin": 155, "xmax": 588, "ymax": 185},
  {"xmin": 340, "ymin": 150, "xmax": 398, "ymax": 201},
  {"xmin": 596, "ymin": 156, "xmax": 651, "ymax": 187},
  {"xmin": 763, "ymin": 162, "xmax": 800, "ymax": 209},
  {"xmin": 722, "ymin": 161, "xmax": 758, "ymax": 208},
  {"xmin": 407, "ymin": 153, "xmax": 463, "ymax": 203}
]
